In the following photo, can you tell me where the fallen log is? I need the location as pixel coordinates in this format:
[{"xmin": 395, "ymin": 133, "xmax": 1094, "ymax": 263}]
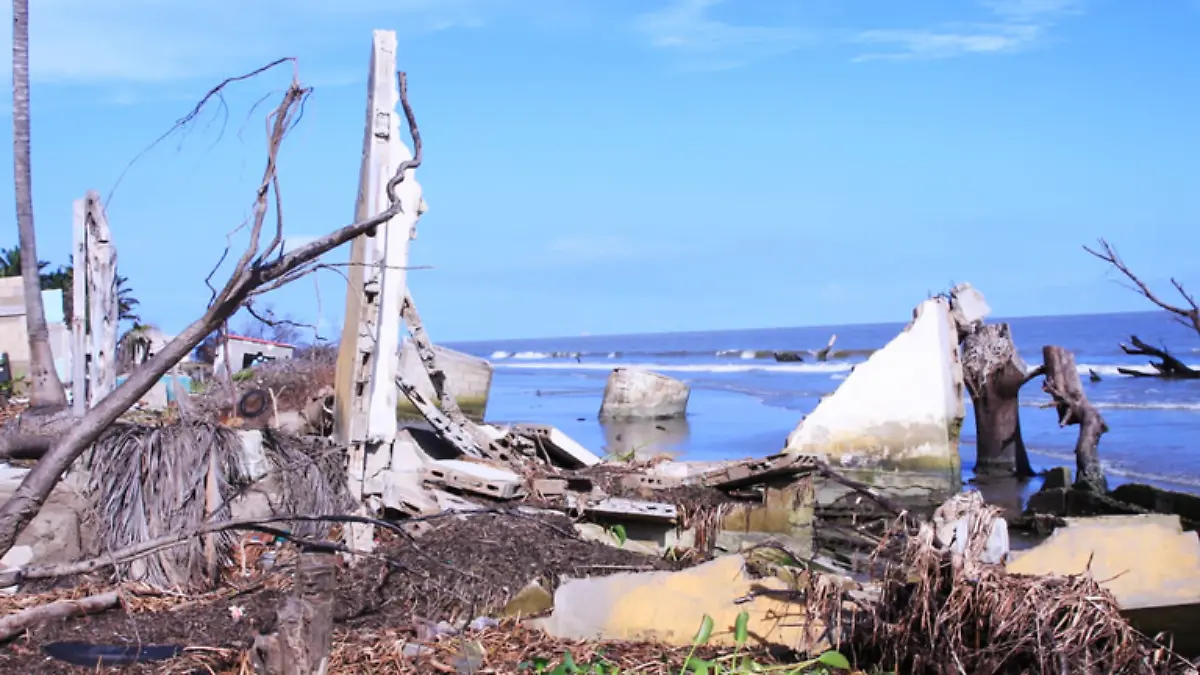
[
  {"xmin": 1042, "ymin": 346, "xmax": 1108, "ymax": 493},
  {"xmin": 0, "ymin": 590, "xmax": 120, "ymax": 642},
  {"xmin": 1117, "ymin": 335, "xmax": 1199, "ymax": 379},
  {"xmin": 960, "ymin": 323, "xmax": 1035, "ymax": 477}
]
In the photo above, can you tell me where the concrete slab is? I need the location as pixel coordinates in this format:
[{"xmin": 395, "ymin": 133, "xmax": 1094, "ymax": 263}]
[
  {"xmin": 533, "ymin": 554, "xmax": 833, "ymax": 650},
  {"xmin": 1007, "ymin": 514, "xmax": 1200, "ymax": 655},
  {"xmin": 784, "ymin": 298, "xmax": 964, "ymax": 492},
  {"xmin": 424, "ymin": 459, "xmax": 523, "ymax": 499}
]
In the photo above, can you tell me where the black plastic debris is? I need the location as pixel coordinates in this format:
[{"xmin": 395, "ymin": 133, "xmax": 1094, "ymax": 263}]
[{"xmin": 42, "ymin": 641, "xmax": 184, "ymax": 667}]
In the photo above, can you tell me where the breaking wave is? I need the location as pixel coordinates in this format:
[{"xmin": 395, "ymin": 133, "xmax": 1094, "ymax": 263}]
[
  {"xmin": 484, "ymin": 348, "xmax": 875, "ymax": 362},
  {"xmin": 491, "ymin": 361, "xmax": 855, "ymax": 374}
]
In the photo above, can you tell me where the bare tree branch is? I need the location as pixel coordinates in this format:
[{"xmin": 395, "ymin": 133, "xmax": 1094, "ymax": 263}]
[
  {"xmin": 1084, "ymin": 238, "xmax": 1200, "ymax": 335},
  {"xmin": 0, "ymin": 65, "xmax": 425, "ymax": 559}
]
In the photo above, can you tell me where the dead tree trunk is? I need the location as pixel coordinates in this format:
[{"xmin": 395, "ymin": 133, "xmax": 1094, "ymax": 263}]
[
  {"xmin": 1042, "ymin": 345, "xmax": 1108, "ymax": 493},
  {"xmin": 1117, "ymin": 335, "xmax": 1199, "ymax": 379},
  {"xmin": 961, "ymin": 324, "xmax": 1035, "ymax": 477},
  {"xmin": 251, "ymin": 551, "xmax": 336, "ymax": 675}
]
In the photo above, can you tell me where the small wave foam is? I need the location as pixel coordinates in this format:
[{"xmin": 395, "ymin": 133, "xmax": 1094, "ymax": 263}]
[{"xmin": 493, "ymin": 361, "xmax": 855, "ymax": 374}]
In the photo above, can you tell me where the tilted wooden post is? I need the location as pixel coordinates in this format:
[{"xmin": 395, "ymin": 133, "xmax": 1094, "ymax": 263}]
[
  {"xmin": 84, "ymin": 192, "xmax": 118, "ymax": 407},
  {"xmin": 251, "ymin": 551, "xmax": 337, "ymax": 675}
]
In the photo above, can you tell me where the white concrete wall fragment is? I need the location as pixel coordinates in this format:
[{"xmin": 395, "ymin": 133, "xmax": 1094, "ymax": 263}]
[
  {"xmin": 784, "ymin": 298, "xmax": 964, "ymax": 475},
  {"xmin": 397, "ymin": 340, "xmax": 493, "ymax": 411},
  {"xmin": 599, "ymin": 368, "xmax": 690, "ymax": 420}
]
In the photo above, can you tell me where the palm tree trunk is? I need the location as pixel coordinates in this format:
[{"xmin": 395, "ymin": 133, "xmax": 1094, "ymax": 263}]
[{"xmin": 12, "ymin": 0, "xmax": 67, "ymax": 409}]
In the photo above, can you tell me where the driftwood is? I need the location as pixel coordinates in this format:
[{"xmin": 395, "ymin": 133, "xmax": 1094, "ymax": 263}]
[
  {"xmin": 1042, "ymin": 346, "xmax": 1108, "ymax": 493},
  {"xmin": 1117, "ymin": 335, "xmax": 1199, "ymax": 379},
  {"xmin": 0, "ymin": 590, "xmax": 120, "ymax": 642},
  {"xmin": 252, "ymin": 551, "xmax": 337, "ymax": 675},
  {"xmin": 960, "ymin": 323, "xmax": 1035, "ymax": 477}
]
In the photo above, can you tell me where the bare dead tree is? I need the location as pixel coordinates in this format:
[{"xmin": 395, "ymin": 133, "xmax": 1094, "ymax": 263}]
[
  {"xmin": 1085, "ymin": 239, "xmax": 1199, "ymax": 334},
  {"xmin": 960, "ymin": 324, "xmax": 1037, "ymax": 477},
  {"xmin": 1042, "ymin": 346, "xmax": 1108, "ymax": 493},
  {"xmin": 0, "ymin": 62, "xmax": 424, "ymax": 559},
  {"xmin": 1116, "ymin": 335, "xmax": 1199, "ymax": 379}
]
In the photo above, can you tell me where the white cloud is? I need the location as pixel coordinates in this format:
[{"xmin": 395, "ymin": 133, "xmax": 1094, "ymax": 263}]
[
  {"xmin": 634, "ymin": 0, "xmax": 813, "ymax": 70},
  {"xmin": 854, "ymin": 0, "xmax": 1084, "ymax": 61}
]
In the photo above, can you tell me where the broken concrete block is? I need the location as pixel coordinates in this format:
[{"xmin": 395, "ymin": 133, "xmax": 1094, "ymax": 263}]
[
  {"xmin": 932, "ymin": 491, "xmax": 1009, "ymax": 568},
  {"xmin": 0, "ymin": 545, "xmax": 33, "ymax": 593},
  {"xmin": 599, "ymin": 368, "xmax": 689, "ymax": 421},
  {"xmin": 431, "ymin": 488, "xmax": 487, "ymax": 512},
  {"xmin": 1042, "ymin": 466, "xmax": 1072, "ymax": 491},
  {"xmin": 620, "ymin": 473, "xmax": 681, "ymax": 491},
  {"xmin": 573, "ymin": 496, "xmax": 678, "ymax": 523},
  {"xmin": 510, "ymin": 424, "xmax": 601, "ymax": 468},
  {"xmin": 715, "ymin": 479, "xmax": 815, "ymax": 557},
  {"xmin": 503, "ymin": 581, "xmax": 555, "ymax": 618},
  {"xmin": 238, "ymin": 430, "xmax": 269, "ymax": 482},
  {"xmin": 1007, "ymin": 514, "xmax": 1200, "ymax": 655},
  {"xmin": 949, "ymin": 282, "xmax": 991, "ymax": 331},
  {"xmin": 397, "ymin": 341, "xmax": 492, "ymax": 423},
  {"xmin": 533, "ymin": 554, "xmax": 835, "ymax": 650},
  {"xmin": 784, "ymin": 298, "xmax": 964, "ymax": 496},
  {"xmin": 532, "ymin": 478, "xmax": 569, "ymax": 498},
  {"xmin": 601, "ymin": 416, "xmax": 689, "ymax": 460},
  {"xmin": 651, "ymin": 460, "xmax": 731, "ymax": 481},
  {"xmin": 692, "ymin": 452, "xmax": 818, "ymax": 490},
  {"xmin": 424, "ymin": 459, "xmax": 524, "ymax": 499},
  {"xmin": 575, "ymin": 523, "xmax": 663, "ymax": 556},
  {"xmin": 382, "ymin": 471, "xmax": 440, "ymax": 516}
]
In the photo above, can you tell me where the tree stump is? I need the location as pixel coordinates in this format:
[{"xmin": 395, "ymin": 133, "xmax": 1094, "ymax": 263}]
[
  {"xmin": 1042, "ymin": 346, "xmax": 1108, "ymax": 493},
  {"xmin": 251, "ymin": 551, "xmax": 337, "ymax": 675},
  {"xmin": 961, "ymin": 324, "xmax": 1034, "ymax": 477}
]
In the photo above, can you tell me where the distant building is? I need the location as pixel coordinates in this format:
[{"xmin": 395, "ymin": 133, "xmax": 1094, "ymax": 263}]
[
  {"xmin": 0, "ymin": 276, "xmax": 72, "ymax": 383},
  {"xmin": 213, "ymin": 334, "xmax": 295, "ymax": 375}
]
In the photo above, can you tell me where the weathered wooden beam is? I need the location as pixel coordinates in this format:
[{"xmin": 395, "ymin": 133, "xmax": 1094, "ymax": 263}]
[{"xmin": 251, "ymin": 551, "xmax": 336, "ymax": 674}]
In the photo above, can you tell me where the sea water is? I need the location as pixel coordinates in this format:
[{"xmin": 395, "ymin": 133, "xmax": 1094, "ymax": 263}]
[{"xmin": 449, "ymin": 311, "xmax": 1200, "ymax": 495}]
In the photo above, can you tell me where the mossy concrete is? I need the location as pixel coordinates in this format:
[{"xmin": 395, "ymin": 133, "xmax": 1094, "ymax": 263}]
[
  {"xmin": 716, "ymin": 478, "xmax": 815, "ymax": 556},
  {"xmin": 396, "ymin": 394, "xmax": 488, "ymax": 424}
]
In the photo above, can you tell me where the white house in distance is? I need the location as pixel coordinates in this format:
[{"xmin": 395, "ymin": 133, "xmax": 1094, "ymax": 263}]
[{"xmin": 213, "ymin": 334, "xmax": 295, "ymax": 375}]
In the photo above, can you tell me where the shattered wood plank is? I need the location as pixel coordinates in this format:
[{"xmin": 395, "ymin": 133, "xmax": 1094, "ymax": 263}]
[
  {"xmin": 84, "ymin": 192, "xmax": 118, "ymax": 407},
  {"xmin": 689, "ymin": 453, "xmax": 819, "ymax": 490}
]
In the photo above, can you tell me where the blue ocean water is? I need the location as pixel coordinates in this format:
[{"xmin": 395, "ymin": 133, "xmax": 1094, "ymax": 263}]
[{"xmin": 448, "ymin": 311, "xmax": 1200, "ymax": 494}]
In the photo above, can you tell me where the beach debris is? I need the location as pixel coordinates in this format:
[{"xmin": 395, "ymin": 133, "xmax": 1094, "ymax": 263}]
[
  {"xmin": 1116, "ymin": 335, "xmax": 1200, "ymax": 380},
  {"xmin": 930, "ymin": 490, "xmax": 1009, "ymax": 569},
  {"xmin": 784, "ymin": 297, "xmax": 964, "ymax": 499},
  {"xmin": 715, "ymin": 478, "xmax": 816, "ymax": 556},
  {"xmin": 509, "ymin": 423, "xmax": 601, "ymax": 468},
  {"xmin": 423, "ymin": 459, "xmax": 524, "ymax": 500},
  {"xmin": 397, "ymin": 338, "xmax": 493, "ymax": 422},
  {"xmin": 599, "ymin": 367, "xmax": 690, "ymax": 420},
  {"xmin": 1007, "ymin": 514, "xmax": 1200, "ymax": 656},
  {"xmin": 689, "ymin": 452, "xmax": 818, "ymax": 490},
  {"xmin": 814, "ymin": 333, "xmax": 839, "ymax": 362},
  {"xmin": 531, "ymin": 554, "xmax": 847, "ymax": 651}
]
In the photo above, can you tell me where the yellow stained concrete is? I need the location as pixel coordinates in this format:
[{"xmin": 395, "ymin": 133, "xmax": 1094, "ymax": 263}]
[
  {"xmin": 1007, "ymin": 514, "xmax": 1200, "ymax": 610},
  {"xmin": 539, "ymin": 554, "xmax": 829, "ymax": 650}
]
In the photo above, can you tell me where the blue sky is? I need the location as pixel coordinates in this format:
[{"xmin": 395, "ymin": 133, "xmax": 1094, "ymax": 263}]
[{"xmin": 0, "ymin": 0, "xmax": 1197, "ymax": 342}]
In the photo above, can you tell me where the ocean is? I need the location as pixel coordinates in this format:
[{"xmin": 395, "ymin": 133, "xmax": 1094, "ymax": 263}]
[{"xmin": 448, "ymin": 310, "xmax": 1200, "ymax": 496}]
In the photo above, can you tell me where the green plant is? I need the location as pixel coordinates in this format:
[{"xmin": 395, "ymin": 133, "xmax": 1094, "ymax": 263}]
[
  {"xmin": 232, "ymin": 368, "xmax": 254, "ymax": 382},
  {"xmin": 607, "ymin": 524, "xmax": 628, "ymax": 547},
  {"xmin": 0, "ymin": 374, "xmax": 24, "ymax": 398}
]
